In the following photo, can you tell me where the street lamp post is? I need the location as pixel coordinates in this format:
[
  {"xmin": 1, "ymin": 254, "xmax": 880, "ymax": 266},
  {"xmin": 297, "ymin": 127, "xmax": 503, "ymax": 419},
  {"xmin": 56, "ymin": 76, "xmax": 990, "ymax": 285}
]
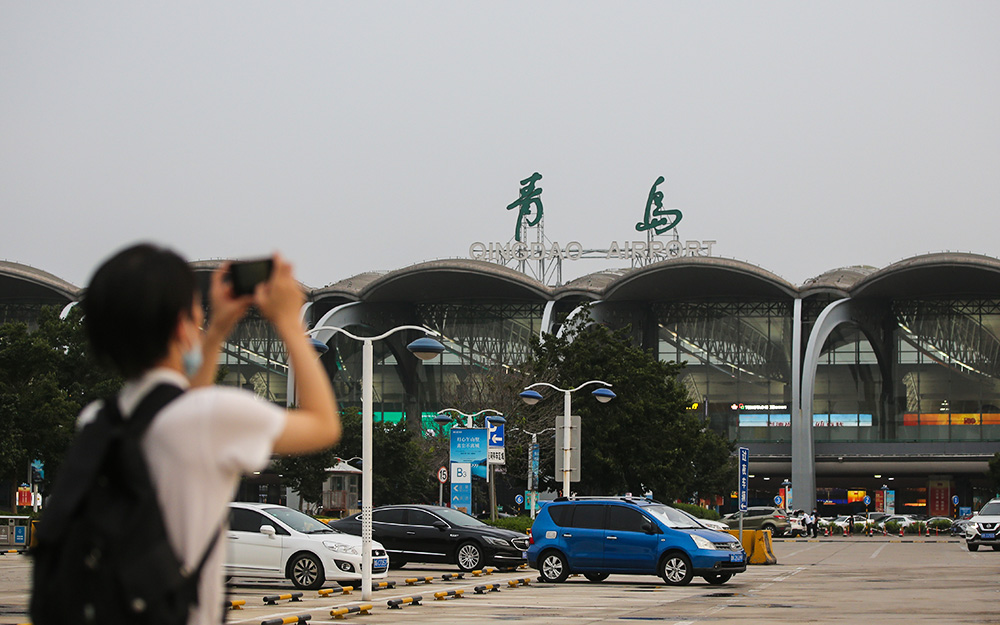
[
  {"xmin": 510, "ymin": 427, "xmax": 554, "ymax": 518},
  {"xmin": 436, "ymin": 408, "xmax": 506, "ymax": 521},
  {"xmin": 308, "ymin": 325, "xmax": 444, "ymax": 601},
  {"xmin": 519, "ymin": 380, "xmax": 615, "ymax": 497}
]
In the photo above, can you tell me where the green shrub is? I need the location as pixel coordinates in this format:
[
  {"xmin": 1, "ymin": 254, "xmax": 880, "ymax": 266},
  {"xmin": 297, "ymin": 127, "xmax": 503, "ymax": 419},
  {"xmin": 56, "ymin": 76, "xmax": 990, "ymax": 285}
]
[
  {"xmin": 483, "ymin": 516, "xmax": 533, "ymax": 534},
  {"xmin": 671, "ymin": 503, "xmax": 722, "ymax": 521},
  {"xmin": 929, "ymin": 518, "xmax": 953, "ymax": 530}
]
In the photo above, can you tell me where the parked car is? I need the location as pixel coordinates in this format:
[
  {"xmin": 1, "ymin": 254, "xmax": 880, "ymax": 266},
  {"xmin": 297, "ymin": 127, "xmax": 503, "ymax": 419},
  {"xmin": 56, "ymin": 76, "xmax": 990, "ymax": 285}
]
[
  {"xmin": 877, "ymin": 514, "xmax": 919, "ymax": 530},
  {"xmin": 225, "ymin": 502, "xmax": 389, "ymax": 590},
  {"xmin": 328, "ymin": 504, "xmax": 528, "ymax": 571},
  {"xmin": 965, "ymin": 499, "xmax": 1000, "ymax": 552},
  {"xmin": 786, "ymin": 510, "xmax": 808, "ymax": 537},
  {"xmin": 952, "ymin": 515, "xmax": 974, "ymax": 536},
  {"xmin": 527, "ymin": 497, "xmax": 746, "ymax": 586},
  {"xmin": 721, "ymin": 506, "xmax": 790, "ymax": 536},
  {"xmin": 860, "ymin": 512, "xmax": 890, "ymax": 525}
]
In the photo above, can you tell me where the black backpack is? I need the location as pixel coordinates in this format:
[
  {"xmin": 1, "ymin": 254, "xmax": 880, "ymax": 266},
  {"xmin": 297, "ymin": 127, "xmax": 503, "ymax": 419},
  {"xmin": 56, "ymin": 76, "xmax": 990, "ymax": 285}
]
[{"xmin": 31, "ymin": 383, "xmax": 218, "ymax": 625}]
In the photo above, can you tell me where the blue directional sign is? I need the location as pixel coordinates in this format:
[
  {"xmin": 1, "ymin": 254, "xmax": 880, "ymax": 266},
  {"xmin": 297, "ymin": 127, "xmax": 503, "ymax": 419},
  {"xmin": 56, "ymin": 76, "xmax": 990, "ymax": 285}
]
[
  {"xmin": 738, "ymin": 447, "xmax": 749, "ymax": 513},
  {"xmin": 488, "ymin": 421, "xmax": 504, "ymax": 447},
  {"xmin": 863, "ymin": 495, "xmax": 871, "ymax": 506},
  {"xmin": 529, "ymin": 443, "xmax": 540, "ymax": 489},
  {"xmin": 953, "ymin": 495, "xmax": 960, "ymax": 506},
  {"xmin": 515, "ymin": 494, "xmax": 524, "ymax": 505},
  {"xmin": 487, "ymin": 421, "xmax": 505, "ymax": 465}
]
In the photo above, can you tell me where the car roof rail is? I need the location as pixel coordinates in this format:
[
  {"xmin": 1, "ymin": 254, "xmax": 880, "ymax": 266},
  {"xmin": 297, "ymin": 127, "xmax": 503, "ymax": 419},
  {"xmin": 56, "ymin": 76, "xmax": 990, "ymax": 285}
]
[{"xmin": 552, "ymin": 495, "xmax": 662, "ymax": 504}]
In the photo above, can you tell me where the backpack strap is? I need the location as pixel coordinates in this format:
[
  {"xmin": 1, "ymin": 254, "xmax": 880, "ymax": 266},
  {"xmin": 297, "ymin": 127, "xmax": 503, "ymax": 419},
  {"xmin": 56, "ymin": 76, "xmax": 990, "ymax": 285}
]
[
  {"xmin": 34, "ymin": 383, "xmax": 185, "ymax": 547},
  {"xmin": 120, "ymin": 383, "xmax": 185, "ymax": 436}
]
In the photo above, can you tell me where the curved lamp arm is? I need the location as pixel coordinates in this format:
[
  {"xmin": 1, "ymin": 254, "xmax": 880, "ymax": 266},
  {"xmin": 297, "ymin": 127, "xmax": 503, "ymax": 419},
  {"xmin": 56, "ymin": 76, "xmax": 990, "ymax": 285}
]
[
  {"xmin": 307, "ymin": 324, "xmax": 440, "ymax": 342},
  {"xmin": 524, "ymin": 379, "xmax": 613, "ymax": 394}
]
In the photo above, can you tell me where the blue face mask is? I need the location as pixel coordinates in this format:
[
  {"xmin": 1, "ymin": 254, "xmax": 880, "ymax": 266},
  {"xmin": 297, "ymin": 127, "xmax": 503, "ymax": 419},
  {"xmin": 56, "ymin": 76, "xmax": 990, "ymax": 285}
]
[{"xmin": 182, "ymin": 338, "xmax": 203, "ymax": 378}]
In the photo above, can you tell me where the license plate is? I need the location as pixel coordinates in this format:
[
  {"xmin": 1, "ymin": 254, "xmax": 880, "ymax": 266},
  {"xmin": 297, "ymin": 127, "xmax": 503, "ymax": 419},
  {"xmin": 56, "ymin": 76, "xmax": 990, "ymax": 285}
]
[
  {"xmin": 373, "ymin": 557, "xmax": 388, "ymax": 569},
  {"xmin": 982, "ymin": 533, "xmax": 995, "ymax": 540},
  {"xmin": 522, "ymin": 551, "xmax": 528, "ymax": 558},
  {"xmin": 730, "ymin": 553, "xmax": 744, "ymax": 563}
]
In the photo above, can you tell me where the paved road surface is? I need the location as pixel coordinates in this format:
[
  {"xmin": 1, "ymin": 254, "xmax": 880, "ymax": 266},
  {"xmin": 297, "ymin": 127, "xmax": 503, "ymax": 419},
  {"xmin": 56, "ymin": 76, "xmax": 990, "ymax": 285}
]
[{"xmin": 2, "ymin": 538, "xmax": 994, "ymax": 624}]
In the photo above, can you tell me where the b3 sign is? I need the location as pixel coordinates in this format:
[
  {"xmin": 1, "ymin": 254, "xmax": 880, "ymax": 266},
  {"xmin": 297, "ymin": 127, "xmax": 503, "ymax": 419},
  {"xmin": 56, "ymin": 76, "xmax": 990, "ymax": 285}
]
[{"xmin": 450, "ymin": 462, "xmax": 472, "ymax": 513}]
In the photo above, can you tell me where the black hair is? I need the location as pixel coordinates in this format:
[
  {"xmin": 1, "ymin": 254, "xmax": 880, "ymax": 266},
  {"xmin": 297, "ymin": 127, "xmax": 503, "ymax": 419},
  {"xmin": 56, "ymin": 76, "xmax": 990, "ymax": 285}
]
[{"xmin": 82, "ymin": 243, "xmax": 196, "ymax": 379}]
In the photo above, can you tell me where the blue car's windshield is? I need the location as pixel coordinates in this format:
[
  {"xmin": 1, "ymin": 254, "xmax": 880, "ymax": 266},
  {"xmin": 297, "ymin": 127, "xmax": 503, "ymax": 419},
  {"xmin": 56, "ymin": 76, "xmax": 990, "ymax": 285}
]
[{"xmin": 645, "ymin": 505, "xmax": 705, "ymax": 530}]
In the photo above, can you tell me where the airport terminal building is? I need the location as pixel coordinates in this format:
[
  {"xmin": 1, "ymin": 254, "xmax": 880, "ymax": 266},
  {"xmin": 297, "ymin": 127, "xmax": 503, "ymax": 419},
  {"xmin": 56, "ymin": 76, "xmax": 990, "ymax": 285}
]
[{"xmin": 6, "ymin": 251, "xmax": 1000, "ymax": 517}]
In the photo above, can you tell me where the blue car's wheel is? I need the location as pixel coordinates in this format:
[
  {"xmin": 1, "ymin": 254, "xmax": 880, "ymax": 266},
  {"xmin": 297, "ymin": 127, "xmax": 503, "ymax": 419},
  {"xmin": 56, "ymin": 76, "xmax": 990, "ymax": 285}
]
[
  {"xmin": 539, "ymin": 551, "xmax": 569, "ymax": 583},
  {"xmin": 659, "ymin": 552, "xmax": 693, "ymax": 586}
]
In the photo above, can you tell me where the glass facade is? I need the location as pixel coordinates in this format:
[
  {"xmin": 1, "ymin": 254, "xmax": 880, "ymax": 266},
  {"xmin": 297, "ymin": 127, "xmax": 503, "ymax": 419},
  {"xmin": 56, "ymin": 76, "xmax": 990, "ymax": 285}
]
[
  {"xmin": 654, "ymin": 301, "xmax": 793, "ymax": 443},
  {"xmin": 812, "ymin": 323, "xmax": 882, "ymax": 442},
  {"xmin": 217, "ymin": 309, "xmax": 289, "ymax": 404},
  {"xmin": 893, "ymin": 299, "xmax": 1000, "ymax": 442}
]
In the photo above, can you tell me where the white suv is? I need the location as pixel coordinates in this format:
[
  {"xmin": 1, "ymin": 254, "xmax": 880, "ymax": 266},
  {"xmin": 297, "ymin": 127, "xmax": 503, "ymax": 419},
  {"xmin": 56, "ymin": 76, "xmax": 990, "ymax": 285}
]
[
  {"xmin": 965, "ymin": 499, "xmax": 1000, "ymax": 552},
  {"xmin": 225, "ymin": 502, "xmax": 389, "ymax": 589}
]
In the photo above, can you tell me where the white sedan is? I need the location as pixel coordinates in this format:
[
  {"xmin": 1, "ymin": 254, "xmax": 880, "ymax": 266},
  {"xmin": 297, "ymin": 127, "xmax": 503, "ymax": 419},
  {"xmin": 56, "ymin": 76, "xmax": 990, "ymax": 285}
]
[{"xmin": 225, "ymin": 502, "xmax": 389, "ymax": 589}]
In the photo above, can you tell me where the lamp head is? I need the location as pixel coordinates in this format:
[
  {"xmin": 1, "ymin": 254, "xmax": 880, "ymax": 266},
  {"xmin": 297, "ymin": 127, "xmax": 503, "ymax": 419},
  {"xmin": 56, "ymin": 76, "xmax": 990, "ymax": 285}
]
[
  {"xmin": 433, "ymin": 413, "xmax": 454, "ymax": 426},
  {"xmin": 592, "ymin": 387, "xmax": 616, "ymax": 403},
  {"xmin": 309, "ymin": 337, "xmax": 330, "ymax": 355},
  {"xmin": 519, "ymin": 390, "xmax": 543, "ymax": 406},
  {"xmin": 486, "ymin": 414, "xmax": 506, "ymax": 424},
  {"xmin": 406, "ymin": 336, "xmax": 445, "ymax": 361}
]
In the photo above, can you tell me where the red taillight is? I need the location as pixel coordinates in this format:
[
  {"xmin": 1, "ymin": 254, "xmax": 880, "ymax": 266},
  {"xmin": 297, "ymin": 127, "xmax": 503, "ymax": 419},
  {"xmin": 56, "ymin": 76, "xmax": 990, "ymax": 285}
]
[
  {"xmin": 775, "ymin": 515, "xmax": 786, "ymax": 520},
  {"xmin": 528, "ymin": 528, "xmax": 534, "ymax": 545}
]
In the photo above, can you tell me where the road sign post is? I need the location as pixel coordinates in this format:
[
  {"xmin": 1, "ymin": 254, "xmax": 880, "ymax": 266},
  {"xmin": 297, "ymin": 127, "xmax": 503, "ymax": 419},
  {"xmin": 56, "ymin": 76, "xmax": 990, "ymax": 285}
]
[
  {"xmin": 437, "ymin": 466, "xmax": 448, "ymax": 506},
  {"xmin": 738, "ymin": 447, "xmax": 749, "ymax": 543}
]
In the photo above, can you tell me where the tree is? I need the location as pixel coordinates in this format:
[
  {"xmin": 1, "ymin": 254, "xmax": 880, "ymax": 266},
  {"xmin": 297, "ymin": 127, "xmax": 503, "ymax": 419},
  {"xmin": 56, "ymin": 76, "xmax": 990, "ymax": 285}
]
[
  {"xmin": 274, "ymin": 405, "xmax": 438, "ymax": 510},
  {"xmin": 0, "ymin": 306, "xmax": 121, "ymax": 505},
  {"xmin": 512, "ymin": 318, "xmax": 735, "ymax": 502}
]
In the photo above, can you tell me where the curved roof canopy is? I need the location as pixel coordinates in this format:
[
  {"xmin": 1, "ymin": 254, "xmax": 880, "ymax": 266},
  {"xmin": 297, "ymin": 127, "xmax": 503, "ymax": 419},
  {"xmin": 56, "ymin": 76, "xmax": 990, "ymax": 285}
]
[
  {"xmin": 852, "ymin": 253, "xmax": 1000, "ymax": 299},
  {"xmin": 0, "ymin": 261, "xmax": 78, "ymax": 303},
  {"xmin": 360, "ymin": 259, "xmax": 551, "ymax": 303},
  {"xmin": 602, "ymin": 256, "xmax": 798, "ymax": 302}
]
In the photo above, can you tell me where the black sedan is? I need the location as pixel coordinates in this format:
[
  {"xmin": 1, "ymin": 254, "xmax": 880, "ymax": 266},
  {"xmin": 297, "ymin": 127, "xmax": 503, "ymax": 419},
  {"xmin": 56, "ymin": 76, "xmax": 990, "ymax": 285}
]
[{"xmin": 328, "ymin": 504, "xmax": 528, "ymax": 571}]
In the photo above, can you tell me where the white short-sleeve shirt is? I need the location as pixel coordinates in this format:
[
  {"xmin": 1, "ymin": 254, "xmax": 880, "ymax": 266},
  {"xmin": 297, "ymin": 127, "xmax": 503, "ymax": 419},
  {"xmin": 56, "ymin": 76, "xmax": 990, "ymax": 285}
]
[{"xmin": 78, "ymin": 368, "xmax": 286, "ymax": 625}]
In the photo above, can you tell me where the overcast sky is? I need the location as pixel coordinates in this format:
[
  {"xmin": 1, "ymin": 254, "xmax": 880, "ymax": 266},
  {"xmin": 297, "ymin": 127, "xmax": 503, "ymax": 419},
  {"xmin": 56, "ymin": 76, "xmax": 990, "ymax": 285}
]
[{"xmin": 2, "ymin": 2, "xmax": 998, "ymax": 290}]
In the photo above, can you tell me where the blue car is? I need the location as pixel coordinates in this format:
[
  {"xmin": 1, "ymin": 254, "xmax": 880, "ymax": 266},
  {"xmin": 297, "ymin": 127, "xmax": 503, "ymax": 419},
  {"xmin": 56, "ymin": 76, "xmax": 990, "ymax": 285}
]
[{"xmin": 527, "ymin": 497, "xmax": 746, "ymax": 585}]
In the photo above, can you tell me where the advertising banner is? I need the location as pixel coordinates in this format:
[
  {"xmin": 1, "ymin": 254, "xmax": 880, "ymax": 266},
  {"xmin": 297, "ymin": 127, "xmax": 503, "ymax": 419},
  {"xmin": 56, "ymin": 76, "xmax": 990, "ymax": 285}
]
[
  {"xmin": 928, "ymin": 480, "xmax": 952, "ymax": 517},
  {"xmin": 450, "ymin": 428, "xmax": 488, "ymax": 479}
]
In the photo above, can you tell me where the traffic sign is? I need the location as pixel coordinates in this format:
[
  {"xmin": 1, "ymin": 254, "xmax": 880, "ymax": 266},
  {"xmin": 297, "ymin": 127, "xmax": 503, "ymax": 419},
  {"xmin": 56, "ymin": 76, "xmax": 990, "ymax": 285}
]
[
  {"xmin": 515, "ymin": 494, "xmax": 524, "ymax": 505},
  {"xmin": 863, "ymin": 495, "xmax": 871, "ymax": 506},
  {"xmin": 774, "ymin": 495, "xmax": 782, "ymax": 506},
  {"xmin": 487, "ymin": 421, "xmax": 505, "ymax": 447},
  {"xmin": 437, "ymin": 466, "xmax": 448, "ymax": 484},
  {"xmin": 738, "ymin": 447, "xmax": 749, "ymax": 512},
  {"xmin": 953, "ymin": 495, "xmax": 960, "ymax": 506}
]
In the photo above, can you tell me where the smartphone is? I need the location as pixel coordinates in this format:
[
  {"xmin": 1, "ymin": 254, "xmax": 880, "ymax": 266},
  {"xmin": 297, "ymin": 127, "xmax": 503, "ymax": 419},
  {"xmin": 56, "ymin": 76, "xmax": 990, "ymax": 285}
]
[{"xmin": 228, "ymin": 258, "xmax": 274, "ymax": 296}]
